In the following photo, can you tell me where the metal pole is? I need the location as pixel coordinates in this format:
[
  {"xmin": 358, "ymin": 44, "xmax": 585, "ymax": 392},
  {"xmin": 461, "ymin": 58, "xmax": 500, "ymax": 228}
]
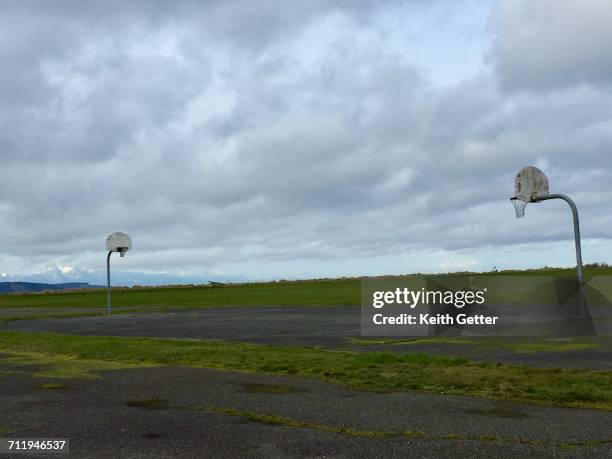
[
  {"xmin": 107, "ymin": 251, "xmax": 113, "ymax": 315},
  {"xmin": 535, "ymin": 194, "xmax": 585, "ymax": 316}
]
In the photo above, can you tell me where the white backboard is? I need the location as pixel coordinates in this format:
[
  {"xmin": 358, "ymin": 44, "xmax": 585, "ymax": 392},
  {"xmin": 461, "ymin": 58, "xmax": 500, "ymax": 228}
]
[
  {"xmin": 514, "ymin": 166, "xmax": 549, "ymax": 202},
  {"xmin": 106, "ymin": 232, "xmax": 132, "ymax": 252}
]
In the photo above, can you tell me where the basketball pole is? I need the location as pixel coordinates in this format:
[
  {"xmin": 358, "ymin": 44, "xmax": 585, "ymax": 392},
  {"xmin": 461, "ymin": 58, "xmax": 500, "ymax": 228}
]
[
  {"xmin": 534, "ymin": 194, "xmax": 586, "ymax": 317},
  {"xmin": 105, "ymin": 232, "xmax": 131, "ymax": 316},
  {"xmin": 106, "ymin": 250, "xmax": 113, "ymax": 315}
]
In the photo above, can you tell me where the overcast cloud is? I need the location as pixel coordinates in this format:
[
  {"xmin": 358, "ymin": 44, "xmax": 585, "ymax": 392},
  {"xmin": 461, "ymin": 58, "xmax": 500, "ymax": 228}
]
[{"xmin": 1, "ymin": 0, "xmax": 611, "ymax": 285}]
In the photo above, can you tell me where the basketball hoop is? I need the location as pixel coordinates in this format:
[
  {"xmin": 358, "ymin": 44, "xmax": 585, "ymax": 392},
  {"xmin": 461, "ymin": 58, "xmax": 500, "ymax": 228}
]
[
  {"xmin": 106, "ymin": 232, "xmax": 132, "ymax": 314},
  {"xmin": 509, "ymin": 166, "xmax": 586, "ymax": 317},
  {"xmin": 510, "ymin": 165, "xmax": 549, "ymax": 219},
  {"xmin": 510, "ymin": 197, "xmax": 527, "ymax": 218}
]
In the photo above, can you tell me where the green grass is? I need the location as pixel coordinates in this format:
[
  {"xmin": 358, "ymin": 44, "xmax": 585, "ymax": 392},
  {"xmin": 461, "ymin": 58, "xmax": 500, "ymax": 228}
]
[
  {"xmin": 123, "ymin": 401, "xmax": 612, "ymax": 448},
  {"xmin": 0, "ymin": 279, "xmax": 361, "ymax": 310},
  {"xmin": 0, "ymin": 349, "xmax": 155, "ymax": 378},
  {"xmin": 202, "ymin": 406, "xmax": 398, "ymax": 438},
  {"xmin": 2, "ymin": 331, "xmax": 612, "ymax": 410},
  {"xmin": 509, "ymin": 342, "xmax": 598, "ymax": 353},
  {"xmin": 2, "ymin": 265, "xmax": 610, "ymax": 312},
  {"xmin": 39, "ymin": 383, "xmax": 68, "ymax": 390},
  {"xmin": 349, "ymin": 337, "xmax": 477, "ymax": 346},
  {"xmin": 349, "ymin": 337, "xmax": 601, "ymax": 353}
]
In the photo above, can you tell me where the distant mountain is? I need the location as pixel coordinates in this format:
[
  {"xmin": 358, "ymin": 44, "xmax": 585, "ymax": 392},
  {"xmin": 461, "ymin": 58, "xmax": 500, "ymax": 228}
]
[
  {"xmin": 0, "ymin": 282, "xmax": 102, "ymax": 294},
  {"xmin": 3, "ymin": 266, "xmax": 246, "ymax": 287}
]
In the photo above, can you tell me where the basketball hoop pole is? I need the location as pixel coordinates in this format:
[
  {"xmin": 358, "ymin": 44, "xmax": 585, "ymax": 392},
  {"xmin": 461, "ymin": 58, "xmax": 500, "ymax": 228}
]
[
  {"xmin": 105, "ymin": 232, "xmax": 132, "ymax": 316},
  {"xmin": 106, "ymin": 250, "xmax": 113, "ymax": 315},
  {"xmin": 534, "ymin": 193, "xmax": 585, "ymax": 316}
]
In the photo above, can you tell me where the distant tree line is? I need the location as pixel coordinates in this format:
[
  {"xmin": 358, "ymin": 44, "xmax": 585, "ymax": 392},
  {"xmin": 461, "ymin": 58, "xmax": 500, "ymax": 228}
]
[{"xmin": 584, "ymin": 262, "xmax": 610, "ymax": 268}]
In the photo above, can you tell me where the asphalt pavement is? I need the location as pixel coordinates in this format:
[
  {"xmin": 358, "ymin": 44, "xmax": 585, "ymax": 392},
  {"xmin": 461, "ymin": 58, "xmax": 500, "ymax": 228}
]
[
  {"xmin": 4, "ymin": 306, "xmax": 612, "ymax": 369},
  {"xmin": 1, "ymin": 356, "xmax": 611, "ymax": 458}
]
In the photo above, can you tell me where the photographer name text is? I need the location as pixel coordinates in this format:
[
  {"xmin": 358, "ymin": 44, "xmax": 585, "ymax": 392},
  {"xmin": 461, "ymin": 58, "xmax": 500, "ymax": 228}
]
[{"xmin": 372, "ymin": 313, "xmax": 498, "ymax": 325}]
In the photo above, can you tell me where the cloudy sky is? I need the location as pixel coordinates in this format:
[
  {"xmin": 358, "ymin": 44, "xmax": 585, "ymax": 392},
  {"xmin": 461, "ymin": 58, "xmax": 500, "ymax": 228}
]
[{"xmin": 1, "ymin": 0, "xmax": 611, "ymax": 285}]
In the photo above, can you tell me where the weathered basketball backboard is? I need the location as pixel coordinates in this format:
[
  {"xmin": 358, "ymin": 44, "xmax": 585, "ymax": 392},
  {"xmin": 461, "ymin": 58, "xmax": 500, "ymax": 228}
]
[
  {"xmin": 511, "ymin": 166, "xmax": 550, "ymax": 218},
  {"xmin": 106, "ymin": 232, "xmax": 132, "ymax": 255},
  {"xmin": 514, "ymin": 166, "xmax": 549, "ymax": 203}
]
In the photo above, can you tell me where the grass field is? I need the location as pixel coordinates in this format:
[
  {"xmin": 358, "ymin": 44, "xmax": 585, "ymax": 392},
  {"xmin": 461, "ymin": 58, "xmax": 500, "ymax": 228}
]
[
  {"xmin": 1, "ymin": 331, "xmax": 612, "ymax": 410},
  {"xmin": 0, "ymin": 278, "xmax": 360, "ymax": 310},
  {"xmin": 348, "ymin": 337, "xmax": 601, "ymax": 353},
  {"xmin": 2, "ymin": 267, "xmax": 612, "ymax": 412},
  {"xmin": 1, "ymin": 266, "xmax": 611, "ymax": 312}
]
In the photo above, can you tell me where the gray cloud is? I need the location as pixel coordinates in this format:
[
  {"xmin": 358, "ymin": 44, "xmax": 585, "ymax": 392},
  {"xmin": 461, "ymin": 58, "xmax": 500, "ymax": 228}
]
[
  {"xmin": 1, "ymin": 0, "xmax": 611, "ymax": 283},
  {"xmin": 488, "ymin": 0, "xmax": 612, "ymax": 92}
]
